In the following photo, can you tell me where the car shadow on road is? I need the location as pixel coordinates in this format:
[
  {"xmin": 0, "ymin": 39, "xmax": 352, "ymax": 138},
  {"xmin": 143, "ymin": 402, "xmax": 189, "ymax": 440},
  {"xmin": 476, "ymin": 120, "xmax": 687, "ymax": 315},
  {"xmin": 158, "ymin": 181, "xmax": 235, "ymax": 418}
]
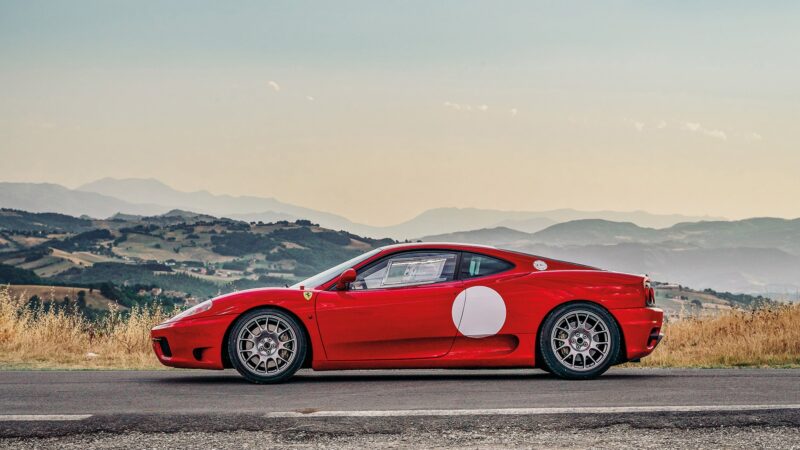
[
  {"xmin": 288, "ymin": 372, "xmax": 663, "ymax": 384},
  {"xmin": 152, "ymin": 369, "xmax": 663, "ymax": 385}
]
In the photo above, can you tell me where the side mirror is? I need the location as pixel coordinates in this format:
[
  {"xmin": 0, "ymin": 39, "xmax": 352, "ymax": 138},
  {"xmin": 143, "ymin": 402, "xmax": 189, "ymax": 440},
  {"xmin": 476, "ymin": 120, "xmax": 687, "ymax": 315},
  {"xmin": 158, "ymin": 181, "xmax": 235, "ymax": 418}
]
[{"xmin": 336, "ymin": 268, "xmax": 357, "ymax": 290}]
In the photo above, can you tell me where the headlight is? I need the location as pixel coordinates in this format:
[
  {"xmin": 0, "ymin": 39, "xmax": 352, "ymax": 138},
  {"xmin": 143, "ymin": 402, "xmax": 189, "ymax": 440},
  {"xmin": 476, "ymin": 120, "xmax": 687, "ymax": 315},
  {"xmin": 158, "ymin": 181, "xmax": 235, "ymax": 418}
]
[{"xmin": 167, "ymin": 299, "xmax": 213, "ymax": 323}]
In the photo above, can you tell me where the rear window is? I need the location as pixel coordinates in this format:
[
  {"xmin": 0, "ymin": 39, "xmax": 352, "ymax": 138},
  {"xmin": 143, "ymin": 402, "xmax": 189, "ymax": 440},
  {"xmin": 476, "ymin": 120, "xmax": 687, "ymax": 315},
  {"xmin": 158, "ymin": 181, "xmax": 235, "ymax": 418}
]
[{"xmin": 459, "ymin": 252, "xmax": 514, "ymax": 279}]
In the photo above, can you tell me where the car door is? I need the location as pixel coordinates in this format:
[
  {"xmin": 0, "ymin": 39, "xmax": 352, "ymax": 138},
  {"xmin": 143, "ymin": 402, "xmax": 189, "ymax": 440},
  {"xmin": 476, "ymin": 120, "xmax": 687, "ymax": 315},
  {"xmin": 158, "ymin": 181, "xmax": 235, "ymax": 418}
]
[
  {"xmin": 315, "ymin": 251, "xmax": 463, "ymax": 361},
  {"xmin": 453, "ymin": 252, "xmax": 518, "ymax": 339}
]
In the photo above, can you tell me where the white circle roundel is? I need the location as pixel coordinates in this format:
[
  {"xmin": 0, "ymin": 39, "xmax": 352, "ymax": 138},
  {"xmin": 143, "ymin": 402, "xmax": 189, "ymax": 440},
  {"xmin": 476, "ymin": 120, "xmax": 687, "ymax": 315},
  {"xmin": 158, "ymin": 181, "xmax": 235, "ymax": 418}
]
[
  {"xmin": 451, "ymin": 286, "xmax": 507, "ymax": 338},
  {"xmin": 533, "ymin": 260, "xmax": 548, "ymax": 271}
]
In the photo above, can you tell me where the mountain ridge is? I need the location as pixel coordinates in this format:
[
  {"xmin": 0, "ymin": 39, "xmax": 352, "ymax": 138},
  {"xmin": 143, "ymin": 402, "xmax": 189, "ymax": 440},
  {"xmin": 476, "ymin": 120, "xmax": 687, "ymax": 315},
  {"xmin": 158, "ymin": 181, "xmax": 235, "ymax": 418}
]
[
  {"xmin": 2, "ymin": 178, "xmax": 727, "ymax": 239},
  {"xmin": 420, "ymin": 218, "xmax": 800, "ymax": 295},
  {"xmin": 422, "ymin": 218, "xmax": 800, "ymax": 254}
]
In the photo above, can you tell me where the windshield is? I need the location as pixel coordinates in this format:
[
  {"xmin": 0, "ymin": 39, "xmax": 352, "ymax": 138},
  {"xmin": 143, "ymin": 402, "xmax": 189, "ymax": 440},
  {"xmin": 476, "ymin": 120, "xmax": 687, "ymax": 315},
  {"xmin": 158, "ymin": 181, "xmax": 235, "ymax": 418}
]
[{"xmin": 290, "ymin": 248, "xmax": 382, "ymax": 289}]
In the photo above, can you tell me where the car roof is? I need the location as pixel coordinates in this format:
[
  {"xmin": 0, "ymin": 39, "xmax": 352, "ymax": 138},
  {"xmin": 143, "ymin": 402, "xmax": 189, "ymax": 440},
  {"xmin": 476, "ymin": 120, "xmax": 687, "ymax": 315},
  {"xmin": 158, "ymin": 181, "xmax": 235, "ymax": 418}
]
[
  {"xmin": 376, "ymin": 242, "xmax": 531, "ymax": 261},
  {"xmin": 378, "ymin": 242, "xmax": 499, "ymax": 252},
  {"xmin": 374, "ymin": 242, "xmax": 597, "ymax": 270}
]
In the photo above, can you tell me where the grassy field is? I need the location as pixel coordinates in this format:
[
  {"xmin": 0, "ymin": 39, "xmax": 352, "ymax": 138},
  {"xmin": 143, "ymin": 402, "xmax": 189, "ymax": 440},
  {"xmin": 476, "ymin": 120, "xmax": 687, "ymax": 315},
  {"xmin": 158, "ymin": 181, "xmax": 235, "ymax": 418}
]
[
  {"xmin": 0, "ymin": 285, "xmax": 798, "ymax": 370},
  {"xmin": 638, "ymin": 305, "xmax": 800, "ymax": 367}
]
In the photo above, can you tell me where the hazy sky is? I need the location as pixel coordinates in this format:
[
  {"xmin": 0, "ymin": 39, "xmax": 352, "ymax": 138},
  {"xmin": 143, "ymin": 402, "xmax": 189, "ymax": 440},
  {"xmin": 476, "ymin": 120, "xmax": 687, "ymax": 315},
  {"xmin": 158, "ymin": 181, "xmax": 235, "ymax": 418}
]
[{"xmin": 1, "ymin": 1, "xmax": 798, "ymax": 225}]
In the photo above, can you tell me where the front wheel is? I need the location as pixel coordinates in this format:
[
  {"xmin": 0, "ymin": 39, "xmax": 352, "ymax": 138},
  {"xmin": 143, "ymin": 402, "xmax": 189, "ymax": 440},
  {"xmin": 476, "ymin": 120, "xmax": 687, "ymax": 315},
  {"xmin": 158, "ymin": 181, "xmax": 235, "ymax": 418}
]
[
  {"xmin": 228, "ymin": 308, "xmax": 307, "ymax": 384},
  {"xmin": 538, "ymin": 303, "xmax": 620, "ymax": 380}
]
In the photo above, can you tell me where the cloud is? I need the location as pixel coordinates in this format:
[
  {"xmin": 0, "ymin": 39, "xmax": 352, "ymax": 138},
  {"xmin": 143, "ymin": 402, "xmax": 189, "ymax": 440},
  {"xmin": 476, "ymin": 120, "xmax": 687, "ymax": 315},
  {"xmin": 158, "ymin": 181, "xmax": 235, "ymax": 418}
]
[
  {"xmin": 682, "ymin": 122, "xmax": 727, "ymax": 140},
  {"xmin": 306, "ymin": 95, "xmax": 314, "ymax": 101},
  {"xmin": 743, "ymin": 131, "xmax": 763, "ymax": 141},
  {"xmin": 510, "ymin": 108, "xmax": 518, "ymax": 117},
  {"xmin": 268, "ymin": 80, "xmax": 281, "ymax": 92},
  {"xmin": 443, "ymin": 101, "xmax": 491, "ymax": 113},
  {"xmin": 444, "ymin": 101, "xmax": 472, "ymax": 111},
  {"xmin": 629, "ymin": 118, "xmax": 754, "ymax": 142},
  {"xmin": 624, "ymin": 118, "xmax": 651, "ymax": 131},
  {"xmin": 683, "ymin": 122, "xmax": 701, "ymax": 132}
]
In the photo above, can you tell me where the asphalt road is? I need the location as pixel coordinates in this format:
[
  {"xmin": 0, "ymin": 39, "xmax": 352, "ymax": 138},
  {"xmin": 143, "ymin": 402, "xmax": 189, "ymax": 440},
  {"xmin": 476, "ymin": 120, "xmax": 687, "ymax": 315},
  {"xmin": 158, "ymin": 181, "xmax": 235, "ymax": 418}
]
[
  {"xmin": 3, "ymin": 367, "xmax": 799, "ymax": 414},
  {"xmin": 1, "ymin": 368, "xmax": 799, "ymax": 447}
]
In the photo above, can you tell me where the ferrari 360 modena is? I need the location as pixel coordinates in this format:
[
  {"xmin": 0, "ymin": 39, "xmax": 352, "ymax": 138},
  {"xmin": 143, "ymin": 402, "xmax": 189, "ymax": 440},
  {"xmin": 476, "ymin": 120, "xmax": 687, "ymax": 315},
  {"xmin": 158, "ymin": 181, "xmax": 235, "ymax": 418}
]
[{"xmin": 151, "ymin": 243, "xmax": 663, "ymax": 383}]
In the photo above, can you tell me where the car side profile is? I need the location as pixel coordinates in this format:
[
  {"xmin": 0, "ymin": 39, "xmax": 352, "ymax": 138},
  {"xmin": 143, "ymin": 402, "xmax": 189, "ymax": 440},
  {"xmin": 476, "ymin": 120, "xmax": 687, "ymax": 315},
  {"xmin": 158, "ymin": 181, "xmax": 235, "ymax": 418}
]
[{"xmin": 151, "ymin": 242, "xmax": 663, "ymax": 383}]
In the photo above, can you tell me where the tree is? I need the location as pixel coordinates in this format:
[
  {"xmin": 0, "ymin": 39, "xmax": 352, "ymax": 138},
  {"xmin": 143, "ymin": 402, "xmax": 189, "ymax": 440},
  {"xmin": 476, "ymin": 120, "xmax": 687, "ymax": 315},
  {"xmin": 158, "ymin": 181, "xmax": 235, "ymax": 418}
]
[
  {"xmin": 0, "ymin": 263, "xmax": 41, "ymax": 284},
  {"xmin": 27, "ymin": 294, "xmax": 42, "ymax": 309},
  {"xmin": 76, "ymin": 290, "xmax": 87, "ymax": 309}
]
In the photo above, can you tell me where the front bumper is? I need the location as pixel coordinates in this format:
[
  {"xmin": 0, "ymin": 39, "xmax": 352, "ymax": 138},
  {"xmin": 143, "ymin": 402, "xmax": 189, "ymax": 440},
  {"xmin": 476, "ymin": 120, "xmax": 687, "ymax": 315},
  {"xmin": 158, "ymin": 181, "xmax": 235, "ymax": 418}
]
[
  {"xmin": 611, "ymin": 307, "xmax": 664, "ymax": 361},
  {"xmin": 150, "ymin": 314, "xmax": 236, "ymax": 369}
]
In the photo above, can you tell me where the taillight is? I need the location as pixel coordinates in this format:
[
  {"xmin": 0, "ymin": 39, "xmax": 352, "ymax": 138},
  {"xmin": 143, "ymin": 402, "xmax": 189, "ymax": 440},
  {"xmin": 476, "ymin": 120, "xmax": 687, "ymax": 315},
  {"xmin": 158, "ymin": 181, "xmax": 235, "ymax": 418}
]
[{"xmin": 643, "ymin": 277, "xmax": 655, "ymax": 306}]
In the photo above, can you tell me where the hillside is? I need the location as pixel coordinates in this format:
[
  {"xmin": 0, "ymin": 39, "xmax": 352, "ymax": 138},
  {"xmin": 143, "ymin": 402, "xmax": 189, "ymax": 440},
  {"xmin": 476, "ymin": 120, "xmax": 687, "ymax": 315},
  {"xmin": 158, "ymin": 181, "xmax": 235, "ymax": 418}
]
[
  {"xmin": 422, "ymin": 226, "xmax": 532, "ymax": 246},
  {"xmin": 0, "ymin": 209, "xmax": 95, "ymax": 233},
  {"xmin": 0, "ymin": 210, "xmax": 394, "ymax": 303},
  {"xmin": 653, "ymin": 283, "xmax": 772, "ymax": 318},
  {"xmin": 0, "ymin": 207, "xmax": 787, "ymax": 314},
  {"xmin": 525, "ymin": 219, "xmax": 660, "ymax": 246},
  {"xmin": 427, "ymin": 218, "xmax": 800, "ymax": 254},
  {"xmin": 5, "ymin": 285, "xmax": 123, "ymax": 311}
]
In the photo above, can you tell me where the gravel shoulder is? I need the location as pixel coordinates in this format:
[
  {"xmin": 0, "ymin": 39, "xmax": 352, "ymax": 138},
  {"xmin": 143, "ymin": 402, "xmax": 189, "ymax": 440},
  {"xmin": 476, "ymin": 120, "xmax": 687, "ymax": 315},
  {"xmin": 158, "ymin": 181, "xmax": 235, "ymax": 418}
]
[{"xmin": 3, "ymin": 423, "xmax": 799, "ymax": 449}]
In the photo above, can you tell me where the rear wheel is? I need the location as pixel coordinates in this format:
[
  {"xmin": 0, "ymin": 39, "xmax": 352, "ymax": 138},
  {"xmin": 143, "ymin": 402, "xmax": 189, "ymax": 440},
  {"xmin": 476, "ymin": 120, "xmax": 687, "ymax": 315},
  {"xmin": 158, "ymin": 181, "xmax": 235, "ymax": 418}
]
[
  {"xmin": 228, "ymin": 308, "xmax": 307, "ymax": 384},
  {"xmin": 539, "ymin": 303, "xmax": 620, "ymax": 380}
]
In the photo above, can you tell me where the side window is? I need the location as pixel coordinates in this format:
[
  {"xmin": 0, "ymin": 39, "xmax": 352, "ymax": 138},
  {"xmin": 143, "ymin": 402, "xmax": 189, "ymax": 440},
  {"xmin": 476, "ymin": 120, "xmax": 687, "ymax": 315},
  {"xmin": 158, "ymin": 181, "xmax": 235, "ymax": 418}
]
[
  {"xmin": 351, "ymin": 251, "xmax": 458, "ymax": 290},
  {"xmin": 459, "ymin": 252, "xmax": 514, "ymax": 279}
]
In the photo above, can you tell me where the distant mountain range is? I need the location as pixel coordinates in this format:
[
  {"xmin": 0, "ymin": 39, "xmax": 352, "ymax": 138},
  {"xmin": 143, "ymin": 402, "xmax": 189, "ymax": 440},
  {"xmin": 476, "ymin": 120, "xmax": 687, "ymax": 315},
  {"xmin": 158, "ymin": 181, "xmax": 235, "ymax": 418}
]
[
  {"xmin": 423, "ymin": 219, "xmax": 800, "ymax": 295},
  {"xmin": 0, "ymin": 182, "xmax": 164, "ymax": 218},
  {"xmin": 2, "ymin": 178, "xmax": 722, "ymax": 239},
  {"xmin": 2, "ymin": 201, "xmax": 798, "ymax": 295}
]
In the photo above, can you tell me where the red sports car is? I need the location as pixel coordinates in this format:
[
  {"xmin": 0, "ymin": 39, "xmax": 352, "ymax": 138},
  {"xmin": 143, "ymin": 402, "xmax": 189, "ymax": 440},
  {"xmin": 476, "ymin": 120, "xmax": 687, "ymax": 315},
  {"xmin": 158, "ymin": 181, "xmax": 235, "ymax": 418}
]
[{"xmin": 151, "ymin": 243, "xmax": 663, "ymax": 383}]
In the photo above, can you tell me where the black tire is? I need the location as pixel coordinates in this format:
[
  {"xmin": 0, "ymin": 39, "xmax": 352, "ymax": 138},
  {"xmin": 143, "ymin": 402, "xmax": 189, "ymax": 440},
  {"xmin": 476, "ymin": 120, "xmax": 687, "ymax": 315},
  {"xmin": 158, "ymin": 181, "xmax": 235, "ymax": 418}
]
[
  {"xmin": 228, "ymin": 308, "xmax": 307, "ymax": 384},
  {"xmin": 538, "ymin": 302, "xmax": 620, "ymax": 380},
  {"xmin": 535, "ymin": 346, "xmax": 553, "ymax": 374}
]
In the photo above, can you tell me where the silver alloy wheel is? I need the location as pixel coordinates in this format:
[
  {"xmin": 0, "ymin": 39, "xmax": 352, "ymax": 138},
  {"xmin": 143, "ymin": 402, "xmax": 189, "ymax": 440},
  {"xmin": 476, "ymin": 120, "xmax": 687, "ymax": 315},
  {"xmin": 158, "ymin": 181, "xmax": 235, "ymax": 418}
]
[
  {"xmin": 550, "ymin": 309, "xmax": 611, "ymax": 371},
  {"xmin": 236, "ymin": 314, "xmax": 297, "ymax": 375}
]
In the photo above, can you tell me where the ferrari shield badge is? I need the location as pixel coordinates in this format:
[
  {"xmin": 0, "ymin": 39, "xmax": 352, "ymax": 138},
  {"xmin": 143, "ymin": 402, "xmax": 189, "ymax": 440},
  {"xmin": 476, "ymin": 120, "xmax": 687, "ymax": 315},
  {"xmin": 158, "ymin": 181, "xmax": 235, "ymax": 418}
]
[{"xmin": 303, "ymin": 291, "xmax": 313, "ymax": 301}]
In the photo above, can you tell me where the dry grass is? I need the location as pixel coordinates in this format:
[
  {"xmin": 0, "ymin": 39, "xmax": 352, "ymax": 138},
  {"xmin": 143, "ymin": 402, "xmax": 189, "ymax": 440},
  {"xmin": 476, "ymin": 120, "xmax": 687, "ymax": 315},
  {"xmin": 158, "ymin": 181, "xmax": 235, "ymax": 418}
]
[
  {"xmin": 639, "ymin": 304, "xmax": 800, "ymax": 368},
  {"xmin": 1, "ymin": 284, "xmax": 798, "ymax": 370},
  {"xmin": 0, "ymin": 285, "xmax": 170, "ymax": 370}
]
